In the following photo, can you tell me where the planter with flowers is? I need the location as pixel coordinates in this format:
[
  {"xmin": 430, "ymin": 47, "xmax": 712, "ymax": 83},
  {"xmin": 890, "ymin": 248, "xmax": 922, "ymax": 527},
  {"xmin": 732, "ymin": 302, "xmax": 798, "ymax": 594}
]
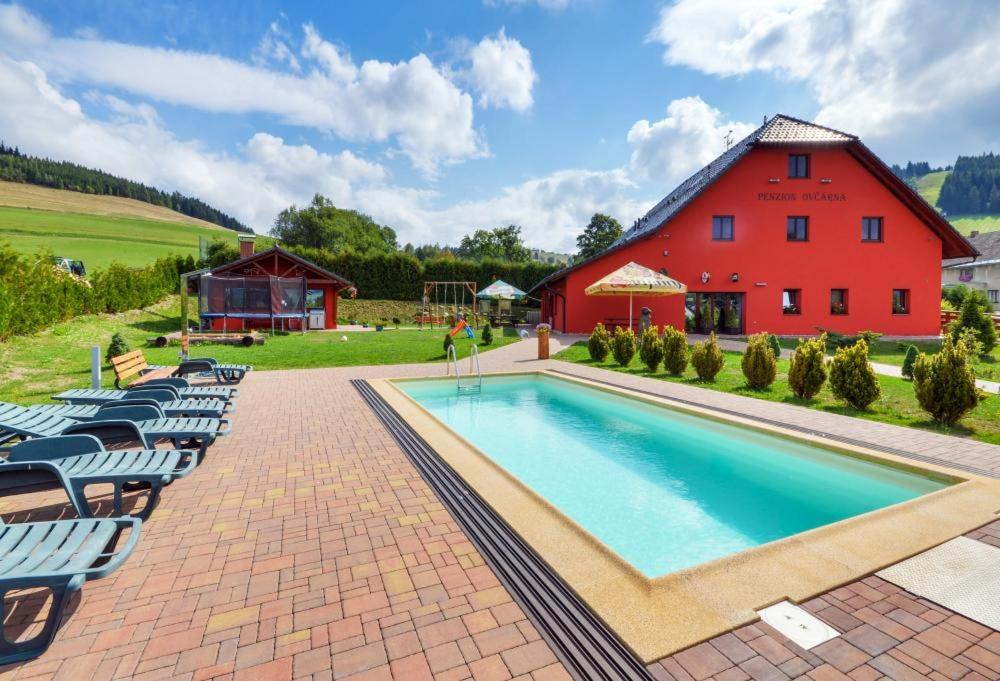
[{"xmin": 536, "ymin": 323, "xmax": 551, "ymax": 359}]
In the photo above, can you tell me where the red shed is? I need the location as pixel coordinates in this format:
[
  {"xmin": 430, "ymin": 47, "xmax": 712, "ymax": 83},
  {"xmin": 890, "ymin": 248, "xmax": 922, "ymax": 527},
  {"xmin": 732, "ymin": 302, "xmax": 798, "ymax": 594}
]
[
  {"xmin": 533, "ymin": 115, "xmax": 978, "ymax": 336},
  {"xmin": 198, "ymin": 237, "xmax": 354, "ymax": 331}
]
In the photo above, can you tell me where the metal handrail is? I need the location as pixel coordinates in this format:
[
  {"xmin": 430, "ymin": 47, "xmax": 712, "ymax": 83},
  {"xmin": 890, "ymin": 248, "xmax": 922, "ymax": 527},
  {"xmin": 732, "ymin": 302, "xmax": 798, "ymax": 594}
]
[
  {"xmin": 469, "ymin": 344, "xmax": 482, "ymax": 391},
  {"xmin": 447, "ymin": 343, "xmax": 460, "ymax": 379}
]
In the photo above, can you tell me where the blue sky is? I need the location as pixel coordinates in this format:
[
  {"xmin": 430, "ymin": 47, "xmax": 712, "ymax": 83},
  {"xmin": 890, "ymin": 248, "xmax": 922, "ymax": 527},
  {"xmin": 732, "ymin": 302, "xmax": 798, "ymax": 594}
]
[{"xmin": 1, "ymin": 1, "xmax": 997, "ymax": 251}]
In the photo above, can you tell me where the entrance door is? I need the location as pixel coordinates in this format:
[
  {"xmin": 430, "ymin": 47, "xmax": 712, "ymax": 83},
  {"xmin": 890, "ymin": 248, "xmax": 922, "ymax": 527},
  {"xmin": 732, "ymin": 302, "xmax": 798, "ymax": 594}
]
[{"xmin": 685, "ymin": 293, "xmax": 744, "ymax": 335}]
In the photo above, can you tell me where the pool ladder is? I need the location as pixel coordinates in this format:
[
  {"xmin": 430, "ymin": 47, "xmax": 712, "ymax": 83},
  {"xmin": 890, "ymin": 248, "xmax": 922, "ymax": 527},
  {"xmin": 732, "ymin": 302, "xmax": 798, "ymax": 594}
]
[{"xmin": 447, "ymin": 344, "xmax": 482, "ymax": 394}]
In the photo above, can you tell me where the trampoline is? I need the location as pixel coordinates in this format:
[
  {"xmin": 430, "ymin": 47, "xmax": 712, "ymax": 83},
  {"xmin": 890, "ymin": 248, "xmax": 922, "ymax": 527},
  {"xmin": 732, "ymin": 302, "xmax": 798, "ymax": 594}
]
[{"xmin": 198, "ymin": 275, "xmax": 307, "ymax": 334}]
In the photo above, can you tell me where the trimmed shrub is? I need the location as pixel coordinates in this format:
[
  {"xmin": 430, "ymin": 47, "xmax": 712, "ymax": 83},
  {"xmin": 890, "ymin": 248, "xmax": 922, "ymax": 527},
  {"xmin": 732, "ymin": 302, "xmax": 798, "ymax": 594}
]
[
  {"xmin": 661, "ymin": 325, "xmax": 689, "ymax": 376},
  {"xmin": 949, "ymin": 295, "xmax": 997, "ymax": 355},
  {"xmin": 443, "ymin": 333, "xmax": 454, "ymax": 355},
  {"xmin": 611, "ymin": 326, "xmax": 637, "ymax": 367},
  {"xmin": 788, "ymin": 336, "xmax": 827, "ymax": 399},
  {"xmin": 768, "ymin": 334, "xmax": 782, "ymax": 361},
  {"xmin": 901, "ymin": 344, "xmax": 919, "ymax": 379},
  {"xmin": 691, "ymin": 332, "xmax": 724, "ymax": 381},
  {"xmin": 481, "ymin": 324, "xmax": 494, "ymax": 346},
  {"xmin": 823, "ymin": 329, "xmax": 882, "ymax": 354},
  {"xmin": 587, "ymin": 323, "xmax": 611, "ymax": 362},
  {"xmin": 639, "ymin": 325, "xmax": 664, "ymax": 372},
  {"xmin": 741, "ymin": 332, "xmax": 777, "ymax": 389},
  {"xmin": 829, "ymin": 340, "xmax": 881, "ymax": 410},
  {"xmin": 105, "ymin": 332, "xmax": 130, "ymax": 363},
  {"xmin": 912, "ymin": 337, "xmax": 984, "ymax": 426}
]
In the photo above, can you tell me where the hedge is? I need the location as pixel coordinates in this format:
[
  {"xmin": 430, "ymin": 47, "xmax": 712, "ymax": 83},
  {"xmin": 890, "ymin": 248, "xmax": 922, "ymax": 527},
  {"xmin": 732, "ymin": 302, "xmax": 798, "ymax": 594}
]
[
  {"xmin": 287, "ymin": 246, "xmax": 561, "ymax": 301},
  {"xmin": 0, "ymin": 242, "xmax": 192, "ymax": 341}
]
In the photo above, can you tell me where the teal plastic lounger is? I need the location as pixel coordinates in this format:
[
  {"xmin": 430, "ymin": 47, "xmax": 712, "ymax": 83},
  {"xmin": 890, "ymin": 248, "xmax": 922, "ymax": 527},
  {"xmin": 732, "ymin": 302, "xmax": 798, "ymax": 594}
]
[
  {"xmin": 175, "ymin": 358, "xmax": 252, "ymax": 385},
  {"xmin": 0, "ymin": 403, "xmax": 231, "ymax": 460},
  {"xmin": 2, "ymin": 435, "xmax": 196, "ymax": 520},
  {"xmin": 28, "ymin": 390, "xmax": 232, "ymax": 419},
  {"xmin": 0, "ymin": 489, "xmax": 140, "ymax": 663},
  {"xmin": 54, "ymin": 378, "xmax": 238, "ymax": 405}
]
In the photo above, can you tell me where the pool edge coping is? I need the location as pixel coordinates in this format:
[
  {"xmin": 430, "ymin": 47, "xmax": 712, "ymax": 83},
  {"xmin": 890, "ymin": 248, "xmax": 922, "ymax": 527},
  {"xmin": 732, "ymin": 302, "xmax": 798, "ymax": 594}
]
[{"xmin": 372, "ymin": 370, "xmax": 1000, "ymax": 662}]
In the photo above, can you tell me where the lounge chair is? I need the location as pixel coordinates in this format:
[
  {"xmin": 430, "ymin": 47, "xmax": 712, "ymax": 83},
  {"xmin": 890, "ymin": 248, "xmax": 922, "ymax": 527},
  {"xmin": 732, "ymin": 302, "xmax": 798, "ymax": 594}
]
[
  {"xmin": 2, "ymin": 435, "xmax": 196, "ymax": 521},
  {"xmin": 0, "ymin": 469, "xmax": 140, "ymax": 663},
  {"xmin": 175, "ymin": 357, "xmax": 252, "ymax": 385},
  {"xmin": 54, "ymin": 379, "xmax": 237, "ymax": 405},
  {"xmin": 0, "ymin": 403, "xmax": 231, "ymax": 460},
  {"xmin": 29, "ymin": 389, "xmax": 231, "ymax": 419}
]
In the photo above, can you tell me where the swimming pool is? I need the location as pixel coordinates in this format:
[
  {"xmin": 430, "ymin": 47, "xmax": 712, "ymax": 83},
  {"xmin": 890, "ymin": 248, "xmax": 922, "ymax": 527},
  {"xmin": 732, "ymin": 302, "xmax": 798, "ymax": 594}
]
[{"xmin": 398, "ymin": 373, "xmax": 949, "ymax": 577}]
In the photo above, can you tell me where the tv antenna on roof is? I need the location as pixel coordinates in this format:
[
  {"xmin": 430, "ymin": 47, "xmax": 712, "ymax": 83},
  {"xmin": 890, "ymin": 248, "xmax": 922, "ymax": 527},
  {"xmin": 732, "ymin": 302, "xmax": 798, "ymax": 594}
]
[{"xmin": 724, "ymin": 129, "xmax": 734, "ymax": 150}]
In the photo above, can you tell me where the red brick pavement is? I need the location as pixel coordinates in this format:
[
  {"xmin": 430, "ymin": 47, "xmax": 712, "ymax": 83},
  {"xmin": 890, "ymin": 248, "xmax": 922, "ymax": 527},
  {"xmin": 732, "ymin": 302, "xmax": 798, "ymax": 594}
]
[{"xmin": 0, "ymin": 340, "xmax": 996, "ymax": 680}]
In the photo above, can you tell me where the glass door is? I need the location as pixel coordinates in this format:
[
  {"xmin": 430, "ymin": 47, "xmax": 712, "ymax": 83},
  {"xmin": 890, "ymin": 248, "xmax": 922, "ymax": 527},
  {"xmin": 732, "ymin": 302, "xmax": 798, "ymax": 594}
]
[{"xmin": 685, "ymin": 293, "xmax": 743, "ymax": 334}]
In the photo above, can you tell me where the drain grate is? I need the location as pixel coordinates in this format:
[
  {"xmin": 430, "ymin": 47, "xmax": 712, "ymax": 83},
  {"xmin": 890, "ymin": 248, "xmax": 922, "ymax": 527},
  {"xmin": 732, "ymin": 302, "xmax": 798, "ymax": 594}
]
[{"xmin": 352, "ymin": 379, "xmax": 652, "ymax": 681}]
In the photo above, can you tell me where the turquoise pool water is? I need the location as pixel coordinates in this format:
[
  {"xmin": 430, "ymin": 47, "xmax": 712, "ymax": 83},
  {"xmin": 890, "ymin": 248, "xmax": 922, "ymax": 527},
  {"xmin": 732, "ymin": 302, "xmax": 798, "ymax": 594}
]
[{"xmin": 398, "ymin": 374, "xmax": 950, "ymax": 577}]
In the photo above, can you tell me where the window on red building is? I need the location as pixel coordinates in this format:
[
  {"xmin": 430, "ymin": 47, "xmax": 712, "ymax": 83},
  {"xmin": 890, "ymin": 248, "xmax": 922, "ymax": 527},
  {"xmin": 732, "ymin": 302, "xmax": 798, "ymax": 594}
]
[
  {"xmin": 862, "ymin": 217, "xmax": 883, "ymax": 242},
  {"xmin": 788, "ymin": 154, "xmax": 810, "ymax": 178},
  {"xmin": 782, "ymin": 289, "xmax": 801, "ymax": 315},
  {"xmin": 830, "ymin": 289, "xmax": 848, "ymax": 315},
  {"xmin": 892, "ymin": 289, "xmax": 910, "ymax": 315},
  {"xmin": 712, "ymin": 216, "xmax": 734, "ymax": 241},
  {"xmin": 787, "ymin": 216, "xmax": 809, "ymax": 241}
]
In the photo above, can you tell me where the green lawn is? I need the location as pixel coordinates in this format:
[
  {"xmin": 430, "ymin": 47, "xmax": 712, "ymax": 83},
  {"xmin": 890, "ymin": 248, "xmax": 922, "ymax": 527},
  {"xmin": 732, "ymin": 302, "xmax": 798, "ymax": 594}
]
[
  {"xmin": 914, "ymin": 170, "xmax": 948, "ymax": 206},
  {"xmin": 0, "ymin": 206, "xmax": 236, "ymax": 269},
  {"xmin": 0, "ymin": 296, "xmax": 517, "ymax": 405},
  {"xmin": 554, "ymin": 342, "xmax": 1000, "ymax": 446},
  {"xmin": 911, "ymin": 171, "xmax": 1000, "ymax": 235}
]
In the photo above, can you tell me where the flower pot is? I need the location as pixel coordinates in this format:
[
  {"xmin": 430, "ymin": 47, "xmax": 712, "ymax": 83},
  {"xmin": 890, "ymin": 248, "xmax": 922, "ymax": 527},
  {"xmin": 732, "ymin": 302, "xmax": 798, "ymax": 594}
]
[{"xmin": 537, "ymin": 330, "xmax": 550, "ymax": 360}]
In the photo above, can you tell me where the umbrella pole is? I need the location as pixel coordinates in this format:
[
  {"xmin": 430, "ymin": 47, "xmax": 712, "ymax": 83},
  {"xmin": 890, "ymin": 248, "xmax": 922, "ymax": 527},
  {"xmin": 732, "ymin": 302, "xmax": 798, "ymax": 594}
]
[{"xmin": 629, "ymin": 294, "xmax": 633, "ymax": 330}]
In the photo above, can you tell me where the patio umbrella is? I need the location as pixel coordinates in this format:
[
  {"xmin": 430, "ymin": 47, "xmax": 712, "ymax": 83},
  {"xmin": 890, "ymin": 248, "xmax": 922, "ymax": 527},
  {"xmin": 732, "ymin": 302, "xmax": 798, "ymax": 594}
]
[
  {"xmin": 476, "ymin": 280, "xmax": 528, "ymax": 300},
  {"xmin": 584, "ymin": 261, "xmax": 687, "ymax": 328}
]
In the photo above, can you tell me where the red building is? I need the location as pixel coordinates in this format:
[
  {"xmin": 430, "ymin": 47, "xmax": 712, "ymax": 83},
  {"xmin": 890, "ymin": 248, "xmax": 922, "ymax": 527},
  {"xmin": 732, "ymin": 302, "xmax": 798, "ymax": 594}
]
[
  {"xmin": 534, "ymin": 115, "xmax": 977, "ymax": 336},
  {"xmin": 198, "ymin": 236, "xmax": 354, "ymax": 331}
]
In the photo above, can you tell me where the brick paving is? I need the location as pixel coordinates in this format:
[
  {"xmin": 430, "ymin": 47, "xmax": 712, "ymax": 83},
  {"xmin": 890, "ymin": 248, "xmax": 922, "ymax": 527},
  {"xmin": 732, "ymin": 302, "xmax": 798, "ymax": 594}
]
[{"xmin": 0, "ymin": 334, "xmax": 997, "ymax": 680}]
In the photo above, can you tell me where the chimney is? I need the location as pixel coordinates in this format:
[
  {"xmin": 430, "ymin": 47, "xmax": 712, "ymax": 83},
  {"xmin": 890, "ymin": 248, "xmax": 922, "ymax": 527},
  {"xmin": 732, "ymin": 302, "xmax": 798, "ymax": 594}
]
[
  {"xmin": 969, "ymin": 230, "xmax": 979, "ymax": 238},
  {"xmin": 238, "ymin": 234, "xmax": 256, "ymax": 259}
]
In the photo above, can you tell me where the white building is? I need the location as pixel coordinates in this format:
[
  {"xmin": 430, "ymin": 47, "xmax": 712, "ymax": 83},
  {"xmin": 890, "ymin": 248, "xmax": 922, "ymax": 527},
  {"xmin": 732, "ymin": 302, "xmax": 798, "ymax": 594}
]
[{"xmin": 942, "ymin": 230, "xmax": 1000, "ymax": 310}]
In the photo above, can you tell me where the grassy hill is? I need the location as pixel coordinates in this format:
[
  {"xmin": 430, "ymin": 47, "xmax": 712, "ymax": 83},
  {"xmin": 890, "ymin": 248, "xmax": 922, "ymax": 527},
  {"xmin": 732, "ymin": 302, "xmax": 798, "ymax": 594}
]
[
  {"xmin": 0, "ymin": 180, "xmax": 238, "ymax": 269},
  {"xmin": 913, "ymin": 170, "xmax": 1000, "ymax": 236}
]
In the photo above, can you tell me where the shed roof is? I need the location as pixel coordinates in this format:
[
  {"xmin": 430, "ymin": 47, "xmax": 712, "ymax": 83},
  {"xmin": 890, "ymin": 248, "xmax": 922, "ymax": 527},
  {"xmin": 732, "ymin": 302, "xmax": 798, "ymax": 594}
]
[{"xmin": 209, "ymin": 246, "xmax": 355, "ymax": 289}]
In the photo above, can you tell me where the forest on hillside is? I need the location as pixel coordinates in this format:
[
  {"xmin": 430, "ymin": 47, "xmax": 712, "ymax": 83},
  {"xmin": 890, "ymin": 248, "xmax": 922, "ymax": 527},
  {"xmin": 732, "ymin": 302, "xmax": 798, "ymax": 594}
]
[
  {"xmin": 890, "ymin": 160, "xmax": 945, "ymax": 179},
  {"xmin": 937, "ymin": 153, "xmax": 1000, "ymax": 215},
  {"xmin": 0, "ymin": 142, "xmax": 251, "ymax": 233}
]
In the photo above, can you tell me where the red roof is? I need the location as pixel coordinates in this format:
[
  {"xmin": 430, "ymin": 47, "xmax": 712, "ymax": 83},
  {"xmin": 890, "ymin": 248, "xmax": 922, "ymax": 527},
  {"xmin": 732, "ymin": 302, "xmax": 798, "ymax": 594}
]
[{"xmin": 210, "ymin": 246, "xmax": 354, "ymax": 289}]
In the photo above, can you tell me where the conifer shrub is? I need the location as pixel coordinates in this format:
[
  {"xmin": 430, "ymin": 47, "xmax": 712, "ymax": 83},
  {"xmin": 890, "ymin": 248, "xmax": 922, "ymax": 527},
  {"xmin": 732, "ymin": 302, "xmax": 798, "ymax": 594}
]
[
  {"xmin": 788, "ymin": 336, "xmax": 827, "ymax": 399},
  {"xmin": 587, "ymin": 323, "xmax": 611, "ymax": 362},
  {"xmin": 639, "ymin": 325, "xmax": 664, "ymax": 372},
  {"xmin": 443, "ymin": 333, "xmax": 454, "ymax": 355},
  {"xmin": 829, "ymin": 339, "xmax": 881, "ymax": 409},
  {"xmin": 481, "ymin": 324, "xmax": 494, "ymax": 346},
  {"xmin": 661, "ymin": 325, "xmax": 689, "ymax": 376},
  {"xmin": 741, "ymin": 332, "xmax": 777, "ymax": 389},
  {"xmin": 912, "ymin": 336, "xmax": 984, "ymax": 426},
  {"xmin": 691, "ymin": 332, "xmax": 724, "ymax": 381},
  {"xmin": 768, "ymin": 334, "xmax": 782, "ymax": 361},
  {"xmin": 105, "ymin": 331, "xmax": 130, "ymax": 363},
  {"xmin": 949, "ymin": 296, "xmax": 997, "ymax": 354},
  {"xmin": 901, "ymin": 344, "xmax": 919, "ymax": 379},
  {"xmin": 611, "ymin": 326, "xmax": 637, "ymax": 367}
]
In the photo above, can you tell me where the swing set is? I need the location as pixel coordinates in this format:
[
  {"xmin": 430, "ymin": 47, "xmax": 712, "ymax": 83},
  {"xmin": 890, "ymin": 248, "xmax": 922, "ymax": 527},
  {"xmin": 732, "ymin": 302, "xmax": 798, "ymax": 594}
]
[{"xmin": 416, "ymin": 281, "xmax": 477, "ymax": 329}]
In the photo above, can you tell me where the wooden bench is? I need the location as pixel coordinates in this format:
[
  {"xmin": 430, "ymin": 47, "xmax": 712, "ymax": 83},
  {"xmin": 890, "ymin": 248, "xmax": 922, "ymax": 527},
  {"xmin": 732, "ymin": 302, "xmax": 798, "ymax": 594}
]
[{"xmin": 111, "ymin": 350, "xmax": 176, "ymax": 389}]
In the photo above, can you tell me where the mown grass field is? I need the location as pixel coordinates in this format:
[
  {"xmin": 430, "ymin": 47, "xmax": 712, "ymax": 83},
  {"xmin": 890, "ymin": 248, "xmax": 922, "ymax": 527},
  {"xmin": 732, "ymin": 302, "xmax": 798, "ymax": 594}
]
[
  {"xmin": 0, "ymin": 296, "xmax": 517, "ymax": 405},
  {"xmin": 554, "ymin": 341, "xmax": 1000, "ymax": 445},
  {"xmin": 0, "ymin": 206, "xmax": 235, "ymax": 269},
  {"xmin": 913, "ymin": 170, "xmax": 1000, "ymax": 235}
]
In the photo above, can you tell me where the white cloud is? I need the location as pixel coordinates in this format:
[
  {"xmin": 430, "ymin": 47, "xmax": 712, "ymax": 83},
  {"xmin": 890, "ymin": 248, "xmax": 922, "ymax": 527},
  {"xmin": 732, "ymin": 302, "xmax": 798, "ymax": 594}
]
[
  {"xmin": 0, "ymin": 8, "xmax": 485, "ymax": 175},
  {"xmin": 359, "ymin": 168, "xmax": 649, "ymax": 251},
  {"xmin": 467, "ymin": 28, "xmax": 537, "ymax": 112},
  {"xmin": 0, "ymin": 54, "xmax": 644, "ymax": 250},
  {"xmin": 627, "ymin": 96, "xmax": 755, "ymax": 185},
  {"xmin": 253, "ymin": 21, "xmax": 301, "ymax": 73},
  {"xmin": 648, "ymin": 0, "xmax": 1000, "ymax": 162}
]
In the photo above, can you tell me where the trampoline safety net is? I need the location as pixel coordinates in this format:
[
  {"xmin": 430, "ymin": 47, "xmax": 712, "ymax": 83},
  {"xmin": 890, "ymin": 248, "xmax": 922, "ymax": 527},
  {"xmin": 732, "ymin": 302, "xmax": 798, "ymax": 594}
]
[{"xmin": 198, "ymin": 275, "xmax": 307, "ymax": 325}]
